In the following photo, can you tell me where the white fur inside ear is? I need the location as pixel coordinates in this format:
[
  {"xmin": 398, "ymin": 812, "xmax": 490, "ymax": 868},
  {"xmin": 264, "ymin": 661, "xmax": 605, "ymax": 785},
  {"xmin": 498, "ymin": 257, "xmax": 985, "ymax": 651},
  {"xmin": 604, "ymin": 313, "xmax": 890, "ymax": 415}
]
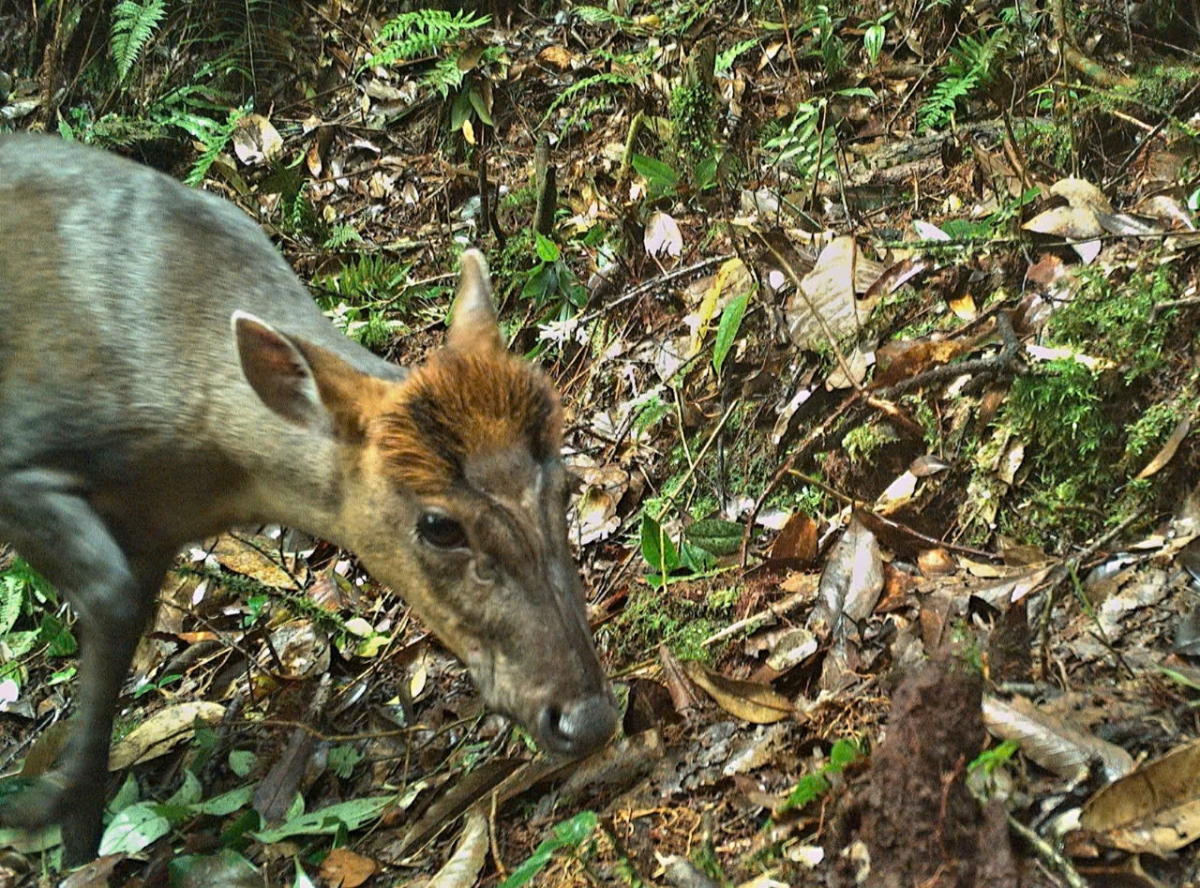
[{"xmin": 231, "ymin": 311, "xmax": 329, "ymax": 430}]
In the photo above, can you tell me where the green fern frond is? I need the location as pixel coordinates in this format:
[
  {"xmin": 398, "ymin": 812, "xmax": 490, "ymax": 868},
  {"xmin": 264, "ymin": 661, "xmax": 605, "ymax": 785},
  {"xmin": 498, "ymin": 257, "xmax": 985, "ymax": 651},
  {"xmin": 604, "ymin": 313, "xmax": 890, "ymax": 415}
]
[
  {"xmin": 543, "ymin": 71, "xmax": 634, "ymax": 126},
  {"xmin": 574, "ymin": 6, "xmax": 634, "ymax": 26},
  {"xmin": 363, "ymin": 9, "xmax": 489, "ymax": 70},
  {"xmin": 918, "ymin": 27, "xmax": 1014, "ymax": 130},
  {"xmin": 111, "ymin": 0, "xmax": 167, "ymax": 83},
  {"xmin": 170, "ymin": 106, "xmax": 247, "ymax": 186}
]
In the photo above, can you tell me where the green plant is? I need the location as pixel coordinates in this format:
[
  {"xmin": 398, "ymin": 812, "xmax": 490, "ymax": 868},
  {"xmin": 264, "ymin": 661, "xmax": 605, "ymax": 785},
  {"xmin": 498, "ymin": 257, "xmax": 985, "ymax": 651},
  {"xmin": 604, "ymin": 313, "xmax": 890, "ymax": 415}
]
[
  {"xmin": 919, "ymin": 26, "xmax": 1015, "ymax": 130},
  {"xmin": 111, "ymin": 0, "xmax": 167, "ymax": 83},
  {"xmin": 363, "ymin": 8, "xmax": 500, "ymax": 142},
  {"xmin": 763, "ymin": 89, "xmax": 871, "ymax": 185},
  {"xmin": 521, "ymin": 234, "xmax": 586, "ymax": 316},
  {"xmin": 860, "ymin": 11, "xmax": 893, "ymax": 66},
  {"xmin": 778, "ymin": 739, "xmax": 862, "ymax": 813},
  {"xmin": 499, "ymin": 810, "xmax": 598, "ymax": 888},
  {"xmin": 363, "ymin": 9, "xmax": 490, "ymax": 72}
]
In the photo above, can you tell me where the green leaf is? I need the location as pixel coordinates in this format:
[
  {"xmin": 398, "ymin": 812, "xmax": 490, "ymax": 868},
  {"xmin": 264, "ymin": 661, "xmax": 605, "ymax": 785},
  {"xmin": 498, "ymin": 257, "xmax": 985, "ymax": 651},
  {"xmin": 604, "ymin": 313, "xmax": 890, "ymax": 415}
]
[
  {"xmin": 685, "ymin": 519, "xmax": 744, "ymax": 556},
  {"xmin": 640, "ymin": 514, "xmax": 680, "ymax": 574},
  {"xmin": 192, "ymin": 784, "xmax": 255, "ymax": 817},
  {"xmin": 630, "ymin": 154, "xmax": 679, "ymax": 190},
  {"xmin": 535, "ymin": 233, "xmax": 560, "ymax": 263},
  {"xmin": 99, "ymin": 802, "xmax": 172, "ymax": 856},
  {"xmin": 712, "ymin": 290, "xmax": 751, "ymax": 375},
  {"xmin": 467, "ymin": 85, "xmax": 494, "ymax": 126},
  {"xmin": 169, "ymin": 849, "xmax": 261, "ymax": 888},
  {"xmin": 499, "ymin": 810, "xmax": 598, "ymax": 888},
  {"xmin": 251, "ymin": 796, "xmax": 395, "ymax": 843}
]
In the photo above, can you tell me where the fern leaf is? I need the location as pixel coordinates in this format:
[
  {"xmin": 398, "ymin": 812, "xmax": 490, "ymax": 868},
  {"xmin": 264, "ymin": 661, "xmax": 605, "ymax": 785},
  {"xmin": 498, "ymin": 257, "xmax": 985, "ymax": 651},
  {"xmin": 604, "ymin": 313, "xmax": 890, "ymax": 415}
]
[{"xmin": 111, "ymin": 0, "xmax": 167, "ymax": 83}]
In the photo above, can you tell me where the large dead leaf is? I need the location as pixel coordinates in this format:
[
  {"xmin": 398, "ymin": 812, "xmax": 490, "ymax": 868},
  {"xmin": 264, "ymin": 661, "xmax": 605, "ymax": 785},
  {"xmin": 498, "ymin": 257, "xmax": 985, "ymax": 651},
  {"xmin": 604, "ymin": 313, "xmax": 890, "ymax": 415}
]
[
  {"xmin": 683, "ymin": 661, "xmax": 793, "ymax": 724},
  {"xmin": 427, "ymin": 809, "xmax": 489, "ymax": 888},
  {"xmin": 808, "ymin": 515, "xmax": 884, "ymax": 638},
  {"xmin": 319, "ymin": 847, "xmax": 379, "ymax": 888},
  {"xmin": 1078, "ymin": 737, "xmax": 1200, "ymax": 854},
  {"xmin": 785, "ymin": 236, "xmax": 877, "ymax": 349},
  {"xmin": 983, "ymin": 695, "xmax": 1133, "ymax": 782},
  {"xmin": 109, "ymin": 701, "xmax": 226, "ymax": 770}
]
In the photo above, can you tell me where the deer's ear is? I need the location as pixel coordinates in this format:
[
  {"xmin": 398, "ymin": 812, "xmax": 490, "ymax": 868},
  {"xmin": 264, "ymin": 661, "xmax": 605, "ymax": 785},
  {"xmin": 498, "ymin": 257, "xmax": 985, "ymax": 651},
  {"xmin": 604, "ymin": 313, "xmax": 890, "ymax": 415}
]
[
  {"xmin": 232, "ymin": 311, "xmax": 331, "ymax": 430},
  {"xmin": 447, "ymin": 249, "xmax": 503, "ymax": 356}
]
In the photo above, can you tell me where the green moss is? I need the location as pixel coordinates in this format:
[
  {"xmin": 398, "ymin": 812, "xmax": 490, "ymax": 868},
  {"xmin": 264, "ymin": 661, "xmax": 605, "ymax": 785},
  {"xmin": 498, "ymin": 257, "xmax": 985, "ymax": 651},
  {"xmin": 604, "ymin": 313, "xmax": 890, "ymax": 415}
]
[{"xmin": 605, "ymin": 582, "xmax": 737, "ymax": 662}]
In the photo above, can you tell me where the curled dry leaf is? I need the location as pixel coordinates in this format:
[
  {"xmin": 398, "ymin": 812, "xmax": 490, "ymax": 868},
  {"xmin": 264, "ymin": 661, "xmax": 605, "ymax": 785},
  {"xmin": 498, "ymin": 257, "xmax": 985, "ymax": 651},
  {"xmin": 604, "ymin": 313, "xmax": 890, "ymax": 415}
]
[
  {"xmin": 232, "ymin": 113, "xmax": 283, "ymax": 165},
  {"xmin": 682, "ymin": 660, "xmax": 793, "ymax": 724},
  {"xmin": 319, "ymin": 847, "xmax": 379, "ymax": 888},
  {"xmin": 426, "ymin": 809, "xmax": 489, "ymax": 888},
  {"xmin": 109, "ymin": 701, "xmax": 226, "ymax": 770},
  {"xmin": 982, "ymin": 694, "xmax": 1134, "ymax": 782},
  {"xmin": 786, "ymin": 236, "xmax": 878, "ymax": 349},
  {"xmin": 1078, "ymin": 736, "xmax": 1200, "ymax": 854}
]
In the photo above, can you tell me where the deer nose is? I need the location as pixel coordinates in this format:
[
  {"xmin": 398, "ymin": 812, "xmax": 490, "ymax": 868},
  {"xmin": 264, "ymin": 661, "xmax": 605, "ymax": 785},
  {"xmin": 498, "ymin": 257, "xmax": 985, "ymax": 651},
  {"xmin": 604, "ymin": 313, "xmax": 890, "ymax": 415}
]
[{"xmin": 537, "ymin": 694, "xmax": 618, "ymax": 757}]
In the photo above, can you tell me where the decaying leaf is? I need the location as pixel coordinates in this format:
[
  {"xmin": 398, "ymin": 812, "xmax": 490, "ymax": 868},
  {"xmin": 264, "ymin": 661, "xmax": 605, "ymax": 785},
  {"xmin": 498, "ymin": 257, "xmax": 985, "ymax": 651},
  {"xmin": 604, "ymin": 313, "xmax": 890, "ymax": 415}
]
[
  {"xmin": 983, "ymin": 695, "xmax": 1134, "ymax": 782},
  {"xmin": 808, "ymin": 515, "xmax": 884, "ymax": 638},
  {"xmin": 319, "ymin": 847, "xmax": 379, "ymax": 888},
  {"xmin": 786, "ymin": 236, "xmax": 878, "ymax": 349},
  {"xmin": 683, "ymin": 660, "xmax": 793, "ymax": 724},
  {"xmin": 109, "ymin": 701, "xmax": 226, "ymax": 770},
  {"xmin": 426, "ymin": 809, "xmax": 489, "ymax": 888},
  {"xmin": 1078, "ymin": 737, "xmax": 1200, "ymax": 854},
  {"xmin": 232, "ymin": 113, "xmax": 283, "ymax": 165}
]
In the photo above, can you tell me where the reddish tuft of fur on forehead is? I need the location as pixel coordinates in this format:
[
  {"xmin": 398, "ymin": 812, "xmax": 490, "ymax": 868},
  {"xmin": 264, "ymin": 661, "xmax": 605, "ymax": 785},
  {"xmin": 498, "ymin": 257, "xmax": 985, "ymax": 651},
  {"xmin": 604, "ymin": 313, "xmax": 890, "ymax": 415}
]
[{"xmin": 371, "ymin": 349, "xmax": 563, "ymax": 496}]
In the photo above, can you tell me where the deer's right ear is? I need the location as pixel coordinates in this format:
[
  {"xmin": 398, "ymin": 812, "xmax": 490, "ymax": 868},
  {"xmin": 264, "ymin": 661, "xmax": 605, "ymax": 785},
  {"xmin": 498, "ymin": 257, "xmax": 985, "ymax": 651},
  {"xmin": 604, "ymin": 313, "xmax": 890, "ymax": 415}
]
[
  {"xmin": 447, "ymin": 249, "xmax": 504, "ymax": 356},
  {"xmin": 232, "ymin": 311, "xmax": 331, "ymax": 432}
]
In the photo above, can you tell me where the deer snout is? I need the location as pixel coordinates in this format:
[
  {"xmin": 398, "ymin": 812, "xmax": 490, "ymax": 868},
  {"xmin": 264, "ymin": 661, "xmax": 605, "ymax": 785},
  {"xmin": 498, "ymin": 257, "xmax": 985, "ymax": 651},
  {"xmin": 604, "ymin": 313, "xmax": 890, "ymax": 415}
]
[{"xmin": 537, "ymin": 692, "xmax": 619, "ymax": 757}]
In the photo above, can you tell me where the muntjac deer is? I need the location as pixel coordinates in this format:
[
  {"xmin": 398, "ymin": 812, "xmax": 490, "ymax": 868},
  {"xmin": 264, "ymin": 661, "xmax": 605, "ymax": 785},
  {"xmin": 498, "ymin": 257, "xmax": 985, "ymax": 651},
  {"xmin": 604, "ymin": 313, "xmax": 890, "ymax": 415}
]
[{"xmin": 0, "ymin": 134, "xmax": 617, "ymax": 864}]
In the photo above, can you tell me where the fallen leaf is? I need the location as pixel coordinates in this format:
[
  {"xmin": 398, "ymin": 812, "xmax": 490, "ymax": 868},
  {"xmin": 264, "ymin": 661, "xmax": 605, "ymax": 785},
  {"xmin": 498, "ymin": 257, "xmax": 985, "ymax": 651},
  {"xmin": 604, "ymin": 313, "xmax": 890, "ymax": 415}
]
[
  {"xmin": 427, "ymin": 809, "xmax": 489, "ymax": 888},
  {"xmin": 109, "ymin": 701, "xmax": 226, "ymax": 770},
  {"xmin": 645, "ymin": 211, "xmax": 683, "ymax": 260},
  {"xmin": 1078, "ymin": 736, "xmax": 1200, "ymax": 854},
  {"xmin": 319, "ymin": 847, "xmax": 379, "ymax": 888},
  {"xmin": 683, "ymin": 660, "xmax": 793, "ymax": 724}
]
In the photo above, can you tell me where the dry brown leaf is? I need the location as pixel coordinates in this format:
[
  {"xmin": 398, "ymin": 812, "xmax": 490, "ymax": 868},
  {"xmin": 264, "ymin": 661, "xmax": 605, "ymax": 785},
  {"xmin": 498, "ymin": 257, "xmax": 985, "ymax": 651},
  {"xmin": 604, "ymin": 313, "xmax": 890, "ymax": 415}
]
[
  {"xmin": 983, "ymin": 695, "xmax": 1133, "ymax": 782},
  {"xmin": 319, "ymin": 847, "xmax": 379, "ymax": 888},
  {"xmin": 426, "ymin": 809, "xmax": 489, "ymax": 888},
  {"xmin": 786, "ymin": 236, "xmax": 876, "ymax": 349},
  {"xmin": 769, "ymin": 512, "xmax": 818, "ymax": 562},
  {"xmin": 1136, "ymin": 413, "xmax": 1192, "ymax": 479},
  {"xmin": 109, "ymin": 701, "xmax": 226, "ymax": 770},
  {"xmin": 538, "ymin": 45, "xmax": 574, "ymax": 70},
  {"xmin": 1078, "ymin": 737, "xmax": 1200, "ymax": 854},
  {"xmin": 682, "ymin": 661, "xmax": 793, "ymax": 724}
]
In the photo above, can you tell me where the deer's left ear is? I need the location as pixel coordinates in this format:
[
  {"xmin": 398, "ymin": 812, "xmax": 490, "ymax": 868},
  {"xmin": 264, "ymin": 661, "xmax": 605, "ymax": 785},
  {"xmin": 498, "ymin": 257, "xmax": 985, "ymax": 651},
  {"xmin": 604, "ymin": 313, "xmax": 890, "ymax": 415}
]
[{"xmin": 447, "ymin": 249, "xmax": 503, "ymax": 356}]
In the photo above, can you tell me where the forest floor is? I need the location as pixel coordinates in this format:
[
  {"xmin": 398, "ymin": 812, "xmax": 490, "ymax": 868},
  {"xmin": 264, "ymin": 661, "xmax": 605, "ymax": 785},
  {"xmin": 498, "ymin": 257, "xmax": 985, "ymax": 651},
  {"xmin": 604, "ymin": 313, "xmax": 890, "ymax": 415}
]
[{"xmin": 3, "ymin": 1, "xmax": 1200, "ymax": 886}]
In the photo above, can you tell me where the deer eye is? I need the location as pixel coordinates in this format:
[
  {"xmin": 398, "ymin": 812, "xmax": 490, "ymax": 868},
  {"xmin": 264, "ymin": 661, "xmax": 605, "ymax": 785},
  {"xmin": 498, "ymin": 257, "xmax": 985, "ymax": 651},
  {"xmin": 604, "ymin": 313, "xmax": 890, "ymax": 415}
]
[{"xmin": 417, "ymin": 512, "xmax": 468, "ymax": 549}]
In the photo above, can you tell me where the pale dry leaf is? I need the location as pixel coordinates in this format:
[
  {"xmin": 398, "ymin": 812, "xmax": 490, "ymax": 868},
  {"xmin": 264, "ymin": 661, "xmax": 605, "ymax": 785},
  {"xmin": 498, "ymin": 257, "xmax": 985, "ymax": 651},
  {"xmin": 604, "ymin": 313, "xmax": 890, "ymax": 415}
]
[
  {"xmin": 232, "ymin": 113, "xmax": 283, "ymax": 165},
  {"xmin": 1049, "ymin": 177, "xmax": 1114, "ymax": 214},
  {"xmin": 808, "ymin": 516, "xmax": 884, "ymax": 637},
  {"xmin": 682, "ymin": 661, "xmax": 793, "ymax": 724},
  {"xmin": 983, "ymin": 695, "xmax": 1133, "ymax": 782},
  {"xmin": 1078, "ymin": 737, "xmax": 1200, "ymax": 854},
  {"xmin": 109, "ymin": 702, "xmax": 226, "ymax": 770},
  {"xmin": 427, "ymin": 809, "xmax": 489, "ymax": 888},
  {"xmin": 645, "ymin": 211, "xmax": 683, "ymax": 260},
  {"xmin": 786, "ymin": 236, "xmax": 875, "ymax": 349},
  {"xmin": 1136, "ymin": 414, "xmax": 1192, "ymax": 479}
]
